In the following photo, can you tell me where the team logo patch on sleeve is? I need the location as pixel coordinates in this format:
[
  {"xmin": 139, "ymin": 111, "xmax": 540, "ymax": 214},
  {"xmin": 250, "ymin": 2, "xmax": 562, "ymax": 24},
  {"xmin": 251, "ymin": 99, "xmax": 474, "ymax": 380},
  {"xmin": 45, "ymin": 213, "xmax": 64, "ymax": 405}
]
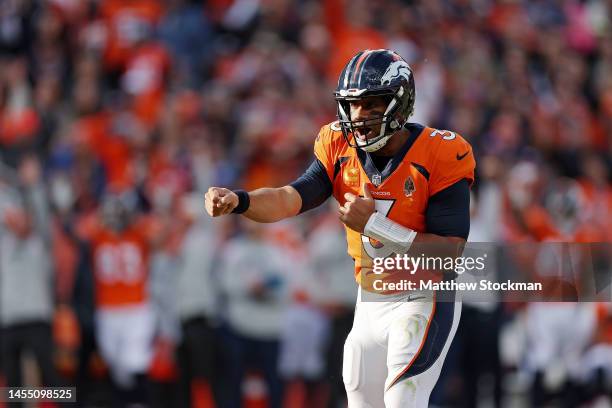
[{"xmin": 404, "ymin": 176, "xmax": 415, "ymax": 197}]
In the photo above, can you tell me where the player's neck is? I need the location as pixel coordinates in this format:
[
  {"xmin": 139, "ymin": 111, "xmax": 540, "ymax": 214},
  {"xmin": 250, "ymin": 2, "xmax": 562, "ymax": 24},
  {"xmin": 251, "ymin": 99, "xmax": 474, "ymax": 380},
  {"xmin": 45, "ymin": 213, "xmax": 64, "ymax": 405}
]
[{"xmin": 370, "ymin": 129, "xmax": 409, "ymax": 157}]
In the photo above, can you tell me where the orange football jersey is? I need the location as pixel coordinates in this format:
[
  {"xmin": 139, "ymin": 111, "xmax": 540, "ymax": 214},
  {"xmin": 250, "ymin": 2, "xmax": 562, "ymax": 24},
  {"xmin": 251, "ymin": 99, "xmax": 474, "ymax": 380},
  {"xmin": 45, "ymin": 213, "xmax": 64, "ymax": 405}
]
[
  {"xmin": 91, "ymin": 226, "xmax": 149, "ymax": 308},
  {"xmin": 313, "ymin": 122, "xmax": 475, "ymax": 284}
]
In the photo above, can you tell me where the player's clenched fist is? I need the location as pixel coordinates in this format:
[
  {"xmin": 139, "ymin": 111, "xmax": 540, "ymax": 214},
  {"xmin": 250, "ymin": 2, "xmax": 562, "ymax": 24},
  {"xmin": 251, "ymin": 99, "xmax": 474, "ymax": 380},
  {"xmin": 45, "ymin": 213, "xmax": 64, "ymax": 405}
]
[{"xmin": 205, "ymin": 187, "xmax": 238, "ymax": 217}]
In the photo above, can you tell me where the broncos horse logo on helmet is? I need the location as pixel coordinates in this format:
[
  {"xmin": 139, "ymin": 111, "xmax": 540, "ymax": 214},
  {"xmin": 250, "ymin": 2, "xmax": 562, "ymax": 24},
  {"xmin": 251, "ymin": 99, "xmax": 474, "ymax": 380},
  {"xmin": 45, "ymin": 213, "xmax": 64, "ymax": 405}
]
[
  {"xmin": 381, "ymin": 60, "xmax": 413, "ymax": 86},
  {"xmin": 335, "ymin": 49, "xmax": 416, "ymax": 152}
]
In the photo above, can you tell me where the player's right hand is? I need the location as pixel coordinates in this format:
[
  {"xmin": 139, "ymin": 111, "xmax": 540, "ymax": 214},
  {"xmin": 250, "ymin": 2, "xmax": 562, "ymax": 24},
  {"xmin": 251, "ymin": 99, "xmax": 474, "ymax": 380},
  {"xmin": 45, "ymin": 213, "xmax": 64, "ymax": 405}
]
[{"xmin": 205, "ymin": 187, "xmax": 238, "ymax": 217}]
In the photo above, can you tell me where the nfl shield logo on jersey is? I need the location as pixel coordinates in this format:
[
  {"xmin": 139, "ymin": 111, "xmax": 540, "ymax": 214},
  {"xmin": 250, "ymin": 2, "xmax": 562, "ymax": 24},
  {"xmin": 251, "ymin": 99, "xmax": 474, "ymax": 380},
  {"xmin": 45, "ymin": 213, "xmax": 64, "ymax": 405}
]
[
  {"xmin": 372, "ymin": 174, "xmax": 382, "ymax": 186},
  {"xmin": 404, "ymin": 176, "xmax": 415, "ymax": 197}
]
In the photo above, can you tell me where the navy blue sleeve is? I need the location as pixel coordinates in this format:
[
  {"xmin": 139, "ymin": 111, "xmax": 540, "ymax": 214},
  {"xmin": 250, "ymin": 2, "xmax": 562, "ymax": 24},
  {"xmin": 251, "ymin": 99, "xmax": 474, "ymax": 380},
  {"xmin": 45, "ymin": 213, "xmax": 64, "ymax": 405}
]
[
  {"xmin": 289, "ymin": 158, "xmax": 333, "ymax": 214},
  {"xmin": 425, "ymin": 179, "xmax": 471, "ymax": 239}
]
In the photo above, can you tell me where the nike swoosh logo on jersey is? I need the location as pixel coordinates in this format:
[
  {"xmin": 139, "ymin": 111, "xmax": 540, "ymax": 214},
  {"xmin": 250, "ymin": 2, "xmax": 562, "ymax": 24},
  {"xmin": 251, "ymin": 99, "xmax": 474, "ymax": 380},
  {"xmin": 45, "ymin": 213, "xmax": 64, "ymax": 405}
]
[{"xmin": 456, "ymin": 151, "xmax": 470, "ymax": 160}]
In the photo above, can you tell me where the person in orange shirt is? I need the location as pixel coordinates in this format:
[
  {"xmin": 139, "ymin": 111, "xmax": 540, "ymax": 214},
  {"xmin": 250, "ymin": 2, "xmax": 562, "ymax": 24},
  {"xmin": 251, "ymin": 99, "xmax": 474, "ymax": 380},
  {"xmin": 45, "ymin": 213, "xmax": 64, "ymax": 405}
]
[
  {"xmin": 121, "ymin": 39, "xmax": 170, "ymax": 128},
  {"xmin": 90, "ymin": 191, "xmax": 154, "ymax": 405},
  {"xmin": 206, "ymin": 49, "xmax": 475, "ymax": 407}
]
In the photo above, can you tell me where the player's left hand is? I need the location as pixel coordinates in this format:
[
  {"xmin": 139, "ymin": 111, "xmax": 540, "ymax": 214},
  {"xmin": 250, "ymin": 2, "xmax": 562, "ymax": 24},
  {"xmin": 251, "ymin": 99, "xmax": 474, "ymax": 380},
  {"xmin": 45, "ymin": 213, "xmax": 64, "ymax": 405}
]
[{"xmin": 339, "ymin": 182, "xmax": 375, "ymax": 233}]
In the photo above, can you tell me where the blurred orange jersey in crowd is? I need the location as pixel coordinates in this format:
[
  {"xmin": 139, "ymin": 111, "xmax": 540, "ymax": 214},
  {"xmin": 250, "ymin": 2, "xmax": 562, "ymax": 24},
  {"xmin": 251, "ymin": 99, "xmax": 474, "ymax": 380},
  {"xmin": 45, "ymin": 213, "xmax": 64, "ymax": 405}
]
[
  {"xmin": 71, "ymin": 112, "xmax": 135, "ymax": 190},
  {"xmin": 124, "ymin": 42, "xmax": 170, "ymax": 127},
  {"xmin": 313, "ymin": 122, "xmax": 475, "ymax": 283},
  {"xmin": 91, "ymin": 224, "xmax": 149, "ymax": 308},
  {"xmin": 99, "ymin": 0, "xmax": 164, "ymax": 70},
  {"xmin": 323, "ymin": 0, "xmax": 387, "ymax": 82}
]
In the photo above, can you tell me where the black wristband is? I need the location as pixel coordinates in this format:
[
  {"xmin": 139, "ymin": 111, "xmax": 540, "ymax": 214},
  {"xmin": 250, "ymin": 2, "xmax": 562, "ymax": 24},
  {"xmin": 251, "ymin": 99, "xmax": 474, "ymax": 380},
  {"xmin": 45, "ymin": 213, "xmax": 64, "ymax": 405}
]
[{"xmin": 231, "ymin": 190, "xmax": 250, "ymax": 214}]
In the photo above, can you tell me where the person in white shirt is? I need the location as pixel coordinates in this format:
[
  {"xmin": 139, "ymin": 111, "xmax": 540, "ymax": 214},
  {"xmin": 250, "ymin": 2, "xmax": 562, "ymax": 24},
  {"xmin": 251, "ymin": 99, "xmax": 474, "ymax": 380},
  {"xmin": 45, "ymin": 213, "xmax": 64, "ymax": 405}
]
[{"xmin": 218, "ymin": 220, "xmax": 291, "ymax": 408}]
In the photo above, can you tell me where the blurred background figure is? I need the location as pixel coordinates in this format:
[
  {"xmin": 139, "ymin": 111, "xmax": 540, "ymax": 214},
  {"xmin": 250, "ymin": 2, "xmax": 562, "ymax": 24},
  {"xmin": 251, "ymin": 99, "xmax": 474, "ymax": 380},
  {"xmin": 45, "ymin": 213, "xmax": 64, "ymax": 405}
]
[
  {"xmin": 433, "ymin": 166, "xmax": 504, "ymax": 408},
  {"xmin": 0, "ymin": 157, "xmax": 59, "ymax": 405},
  {"xmin": 174, "ymin": 195, "xmax": 219, "ymax": 408},
  {"xmin": 90, "ymin": 190, "xmax": 155, "ymax": 407},
  {"xmin": 578, "ymin": 302, "xmax": 612, "ymax": 404},
  {"xmin": 276, "ymin": 216, "xmax": 331, "ymax": 408},
  {"xmin": 305, "ymin": 209, "xmax": 357, "ymax": 408},
  {"xmin": 0, "ymin": 0, "xmax": 610, "ymax": 406},
  {"xmin": 217, "ymin": 220, "xmax": 292, "ymax": 408}
]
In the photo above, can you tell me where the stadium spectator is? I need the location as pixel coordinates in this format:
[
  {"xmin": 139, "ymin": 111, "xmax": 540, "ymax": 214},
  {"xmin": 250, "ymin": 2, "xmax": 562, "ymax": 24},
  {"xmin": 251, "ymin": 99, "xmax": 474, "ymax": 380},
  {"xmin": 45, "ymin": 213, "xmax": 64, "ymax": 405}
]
[
  {"xmin": 175, "ymin": 207, "xmax": 220, "ymax": 408},
  {"xmin": 305, "ymin": 209, "xmax": 357, "ymax": 408},
  {"xmin": 217, "ymin": 220, "xmax": 291, "ymax": 408},
  {"xmin": 0, "ymin": 156, "xmax": 59, "ymax": 399}
]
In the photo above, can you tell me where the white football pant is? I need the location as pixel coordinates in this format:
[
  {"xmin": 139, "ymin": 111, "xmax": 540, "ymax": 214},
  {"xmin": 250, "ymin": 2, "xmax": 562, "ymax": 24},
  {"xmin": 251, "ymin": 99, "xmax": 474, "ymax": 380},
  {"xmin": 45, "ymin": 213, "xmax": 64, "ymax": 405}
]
[
  {"xmin": 343, "ymin": 290, "xmax": 461, "ymax": 407},
  {"xmin": 95, "ymin": 303, "xmax": 155, "ymax": 388}
]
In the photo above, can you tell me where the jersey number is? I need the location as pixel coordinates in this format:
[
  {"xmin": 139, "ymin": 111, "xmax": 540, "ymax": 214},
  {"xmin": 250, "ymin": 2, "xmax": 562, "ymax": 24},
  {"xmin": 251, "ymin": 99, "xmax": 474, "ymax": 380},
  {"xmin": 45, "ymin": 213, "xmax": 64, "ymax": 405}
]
[
  {"xmin": 95, "ymin": 242, "xmax": 145, "ymax": 284},
  {"xmin": 361, "ymin": 199, "xmax": 396, "ymax": 259},
  {"xmin": 430, "ymin": 129, "xmax": 456, "ymax": 140}
]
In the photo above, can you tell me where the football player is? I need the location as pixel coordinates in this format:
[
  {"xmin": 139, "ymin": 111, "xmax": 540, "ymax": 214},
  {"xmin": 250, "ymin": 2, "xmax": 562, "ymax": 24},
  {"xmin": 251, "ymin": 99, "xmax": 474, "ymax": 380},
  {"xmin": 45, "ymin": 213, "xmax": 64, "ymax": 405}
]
[
  {"xmin": 205, "ymin": 49, "xmax": 475, "ymax": 407},
  {"xmin": 91, "ymin": 192, "xmax": 155, "ymax": 405}
]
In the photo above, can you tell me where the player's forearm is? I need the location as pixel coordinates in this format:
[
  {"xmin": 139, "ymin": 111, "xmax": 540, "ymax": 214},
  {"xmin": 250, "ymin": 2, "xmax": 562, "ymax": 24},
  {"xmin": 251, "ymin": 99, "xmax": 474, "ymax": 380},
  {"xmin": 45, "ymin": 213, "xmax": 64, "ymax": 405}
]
[
  {"xmin": 243, "ymin": 186, "xmax": 302, "ymax": 223},
  {"xmin": 364, "ymin": 212, "xmax": 465, "ymax": 258},
  {"xmin": 409, "ymin": 233, "xmax": 466, "ymax": 258}
]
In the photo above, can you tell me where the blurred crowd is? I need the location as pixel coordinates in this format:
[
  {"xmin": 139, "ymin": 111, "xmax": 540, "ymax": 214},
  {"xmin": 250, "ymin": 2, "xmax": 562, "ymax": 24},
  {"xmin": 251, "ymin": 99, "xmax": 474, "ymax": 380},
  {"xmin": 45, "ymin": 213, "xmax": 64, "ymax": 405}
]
[{"xmin": 0, "ymin": 0, "xmax": 611, "ymax": 407}]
